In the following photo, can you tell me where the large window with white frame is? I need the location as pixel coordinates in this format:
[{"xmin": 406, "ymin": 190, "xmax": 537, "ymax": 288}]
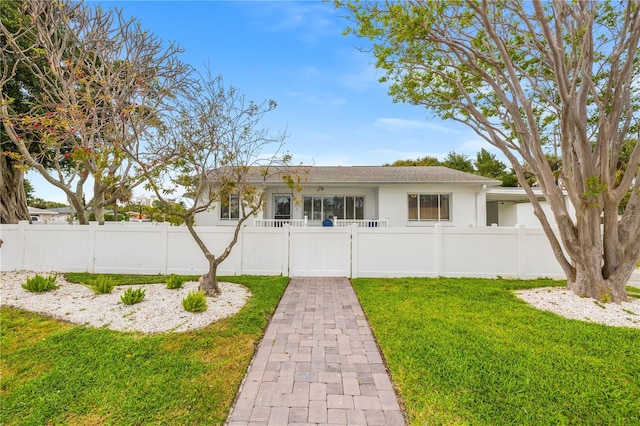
[
  {"xmin": 303, "ymin": 195, "xmax": 364, "ymax": 220},
  {"xmin": 408, "ymin": 193, "xmax": 450, "ymax": 221},
  {"xmin": 220, "ymin": 193, "xmax": 239, "ymax": 220}
]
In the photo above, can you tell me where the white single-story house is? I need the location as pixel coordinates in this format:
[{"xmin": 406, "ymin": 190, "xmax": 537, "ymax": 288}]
[
  {"xmin": 196, "ymin": 166, "xmax": 510, "ymax": 227},
  {"xmin": 28, "ymin": 206, "xmax": 66, "ymax": 222}
]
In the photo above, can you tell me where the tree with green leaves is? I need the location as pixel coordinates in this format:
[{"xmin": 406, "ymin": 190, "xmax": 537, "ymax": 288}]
[
  {"xmin": 341, "ymin": 0, "xmax": 640, "ymax": 302},
  {"xmin": 1, "ymin": 0, "xmax": 191, "ymax": 224},
  {"xmin": 135, "ymin": 74, "xmax": 294, "ymax": 296},
  {"xmin": 385, "ymin": 155, "xmax": 441, "ymax": 166},
  {"xmin": 475, "ymin": 148, "xmax": 506, "ymax": 179},
  {"xmin": 442, "ymin": 150, "xmax": 474, "ymax": 173},
  {"xmin": 0, "ymin": 0, "xmax": 47, "ymax": 223}
]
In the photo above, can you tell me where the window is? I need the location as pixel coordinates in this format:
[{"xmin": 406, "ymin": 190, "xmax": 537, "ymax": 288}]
[
  {"xmin": 274, "ymin": 194, "xmax": 291, "ymax": 219},
  {"xmin": 408, "ymin": 194, "xmax": 450, "ymax": 221},
  {"xmin": 304, "ymin": 195, "xmax": 364, "ymax": 220},
  {"xmin": 220, "ymin": 193, "xmax": 239, "ymax": 220}
]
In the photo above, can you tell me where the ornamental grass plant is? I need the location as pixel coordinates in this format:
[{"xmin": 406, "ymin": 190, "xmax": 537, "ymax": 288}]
[
  {"xmin": 21, "ymin": 274, "xmax": 58, "ymax": 293},
  {"xmin": 88, "ymin": 276, "xmax": 117, "ymax": 294},
  {"xmin": 182, "ymin": 290, "xmax": 208, "ymax": 312},
  {"xmin": 120, "ymin": 287, "xmax": 146, "ymax": 305}
]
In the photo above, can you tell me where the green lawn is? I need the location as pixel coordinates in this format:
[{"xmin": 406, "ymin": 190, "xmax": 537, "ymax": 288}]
[
  {"xmin": 0, "ymin": 274, "xmax": 288, "ymax": 426},
  {"xmin": 352, "ymin": 277, "xmax": 640, "ymax": 425}
]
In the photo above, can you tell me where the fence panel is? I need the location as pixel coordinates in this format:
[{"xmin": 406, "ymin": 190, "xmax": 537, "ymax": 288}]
[
  {"xmin": 355, "ymin": 228, "xmax": 438, "ymax": 277},
  {"xmin": 168, "ymin": 226, "xmax": 243, "ymax": 276},
  {"xmin": 289, "ymin": 227, "xmax": 351, "ymax": 276},
  {"xmin": 0, "ymin": 225, "xmax": 20, "ymax": 270},
  {"xmin": 165, "ymin": 227, "xmax": 210, "ymax": 275},
  {"xmin": 94, "ymin": 224, "xmax": 168, "ymax": 274},
  {"xmin": 241, "ymin": 227, "xmax": 287, "ymax": 275},
  {"xmin": 21, "ymin": 223, "xmax": 92, "ymax": 272},
  {"xmin": 521, "ymin": 228, "xmax": 565, "ymax": 278},
  {"xmin": 441, "ymin": 227, "xmax": 520, "ymax": 278}
]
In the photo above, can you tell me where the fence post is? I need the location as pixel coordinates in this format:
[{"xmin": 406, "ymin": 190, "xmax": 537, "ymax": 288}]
[
  {"xmin": 282, "ymin": 224, "xmax": 290, "ymax": 276},
  {"xmin": 350, "ymin": 223, "xmax": 359, "ymax": 279},
  {"xmin": 516, "ymin": 224, "xmax": 526, "ymax": 278},
  {"xmin": 161, "ymin": 222, "xmax": 170, "ymax": 275},
  {"xmin": 17, "ymin": 220, "xmax": 27, "ymax": 270},
  {"xmin": 435, "ymin": 223, "xmax": 444, "ymax": 276},
  {"xmin": 87, "ymin": 222, "xmax": 98, "ymax": 273}
]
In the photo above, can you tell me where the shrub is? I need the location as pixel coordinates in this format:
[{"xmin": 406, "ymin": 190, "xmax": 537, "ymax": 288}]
[
  {"xmin": 22, "ymin": 274, "xmax": 58, "ymax": 292},
  {"xmin": 120, "ymin": 287, "xmax": 146, "ymax": 305},
  {"xmin": 182, "ymin": 290, "xmax": 208, "ymax": 313},
  {"xmin": 89, "ymin": 276, "xmax": 116, "ymax": 294},
  {"xmin": 165, "ymin": 274, "xmax": 185, "ymax": 290}
]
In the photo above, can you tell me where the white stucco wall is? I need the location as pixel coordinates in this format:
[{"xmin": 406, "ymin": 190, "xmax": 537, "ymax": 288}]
[
  {"xmin": 378, "ymin": 183, "xmax": 486, "ymax": 227},
  {"xmin": 497, "ymin": 202, "xmax": 518, "ymax": 227},
  {"xmin": 496, "ymin": 197, "xmax": 575, "ymax": 228}
]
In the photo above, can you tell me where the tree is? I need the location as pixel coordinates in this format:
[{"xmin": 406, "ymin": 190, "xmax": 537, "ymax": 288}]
[
  {"xmin": 475, "ymin": 148, "xmax": 506, "ymax": 179},
  {"xmin": 0, "ymin": 0, "xmax": 45, "ymax": 224},
  {"xmin": 23, "ymin": 178, "xmax": 35, "ymax": 203},
  {"xmin": 341, "ymin": 1, "xmax": 640, "ymax": 302},
  {"xmin": 385, "ymin": 155, "xmax": 441, "ymax": 166},
  {"xmin": 136, "ymin": 75, "xmax": 293, "ymax": 296},
  {"xmin": 0, "ymin": 0, "xmax": 191, "ymax": 225},
  {"xmin": 442, "ymin": 150, "xmax": 474, "ymax": 173}
]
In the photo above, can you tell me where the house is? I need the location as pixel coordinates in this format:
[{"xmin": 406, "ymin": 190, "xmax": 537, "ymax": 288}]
[
  {"xmin": 485, "ymin": 187, "xmax": 575, "ymax": 228},
  {"xmin": 195, "ymin": 166, "xmax": 503, "ymax": 227},
  {"xmin": 28, "ymin": 206, "xmax": 64, "ymax": 222}
]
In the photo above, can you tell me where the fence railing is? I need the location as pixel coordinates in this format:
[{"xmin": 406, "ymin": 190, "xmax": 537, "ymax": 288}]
[
  {"xmin": 0, "ymin": 221, "xmax": 565, "ymax": 279},
  {"xmin": 254, "ymin": 218, "xmax": 307, "ymax": 227},
  {"xmin": 334, "ymin": 219, "xmax": 389, "ymax": 228}
]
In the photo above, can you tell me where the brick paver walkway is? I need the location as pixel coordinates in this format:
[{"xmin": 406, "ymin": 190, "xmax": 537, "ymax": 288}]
[{"xmin": 227, "ymin": 277, "xmax": 406, "ymax": 426}]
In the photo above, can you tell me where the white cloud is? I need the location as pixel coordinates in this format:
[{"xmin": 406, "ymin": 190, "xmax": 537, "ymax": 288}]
[
  {"xmin": 338, "ymin": 61, "xmax": 382, "ymax": 92},
  {"xmin": 253, "ymin": 2, "xmax": 341, "ymax": 45},
  {"xmin": 373, "ymin": 118, "xmax": 457, "ymax": 133}
]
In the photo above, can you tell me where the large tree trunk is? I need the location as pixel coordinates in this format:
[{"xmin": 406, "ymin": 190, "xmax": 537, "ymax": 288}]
[
  {"xmin": 568, "ymin": 268, "xmax": 631, "ymax": 304},
  {"xmin": 0, "ymin": 157, "xmax": 30, "ymax": 224},
  {"xmin": 199, "ymin": 258, "xmax": 221, "ymax": 296},
  {"xmin": 555, "ymin": 197, "xmax": 637, "ymax": 303}
]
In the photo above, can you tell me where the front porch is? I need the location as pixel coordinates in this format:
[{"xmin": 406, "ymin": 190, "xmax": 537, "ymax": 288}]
[{"xmin": 254, "ymin": 218, "xmax": 389, "ymax": 228}]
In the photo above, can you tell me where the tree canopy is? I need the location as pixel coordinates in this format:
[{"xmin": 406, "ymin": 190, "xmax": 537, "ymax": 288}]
[
  {"xmin": 341, "ymin": 0, "xmax": 640, "ymax": 302},
  {"xmin": 1, "ymin": 0, "xmax": 192, "ymax": 224}
]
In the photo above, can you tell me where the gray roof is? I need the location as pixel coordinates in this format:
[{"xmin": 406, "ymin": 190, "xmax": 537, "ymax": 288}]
[{"xmin": 242, "ymin": 166, "xmax": 500, "ymax": 185}]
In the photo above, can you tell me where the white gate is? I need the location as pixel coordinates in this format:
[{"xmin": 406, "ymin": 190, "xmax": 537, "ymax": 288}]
[{"xmin": 288, "ymin": 227, "xmax": 351, "ymax": 277}]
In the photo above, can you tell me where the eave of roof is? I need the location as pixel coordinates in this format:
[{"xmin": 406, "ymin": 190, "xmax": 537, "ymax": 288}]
[{"xmin": 237, "ymin": 166, "xmax": 502, "ymax": 185}]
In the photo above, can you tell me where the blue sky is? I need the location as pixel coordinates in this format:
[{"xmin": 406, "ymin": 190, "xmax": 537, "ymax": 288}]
[{"xmin": 29, "ymin": 0, "xmax": 493, "ymax": 203}]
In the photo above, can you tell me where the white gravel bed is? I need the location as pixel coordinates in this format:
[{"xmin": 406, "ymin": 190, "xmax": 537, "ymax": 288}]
[
  {"xmin": 515, "ymin": 287, "xmax": 640, "ymax": 329},
  {"xmin": 0, "ymin": 271, "xmax": 250, "ymax": 333}
]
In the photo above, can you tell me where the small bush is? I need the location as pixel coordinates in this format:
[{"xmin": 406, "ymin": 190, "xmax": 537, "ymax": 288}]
[
  {"xmin": 89, "ymin": 276, "xmax": 116, "ymax": 294},
  {"xmin": 120, "ymin": 287, "xmax": 146, "ymax": 305},
  {"xmin": 182, "ymin": 290, "xmax": 208, "ymax": 313},
  {"xmin": 165, "ymin": 274, "xmax": 185, "ymax": 290},
  {"xmin": 22, "ymin": 274, "xmax": 58, "ymax": 292}
]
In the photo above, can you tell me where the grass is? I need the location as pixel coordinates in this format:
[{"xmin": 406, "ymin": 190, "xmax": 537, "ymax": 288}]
[
  {"xmin": 352, "ymin": 277, "xmax": 640, "ymax": 425},
  {"xmin": 0, "ymin": 274, "xmax": 288, "ymax": 425},
  {"xmin": 627, "ymin": 285, "xmax": 640, "ymax": 299}
]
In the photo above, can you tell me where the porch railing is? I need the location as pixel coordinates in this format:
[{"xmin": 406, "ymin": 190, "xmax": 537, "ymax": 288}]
[
  {"xmin": 334, "ymin": 219, "xmax": 389, "ymax": 228},
  {"xmin": 253, "ymin": 218, "xmax": 388, "ymax": 228},
  {"xmin": 254, "ymin": 218, "xmax": 308, "ymax": 228}
]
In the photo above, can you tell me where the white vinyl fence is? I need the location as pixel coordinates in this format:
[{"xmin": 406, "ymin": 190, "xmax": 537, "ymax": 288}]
[{"xmin": 0, "ymin": 222, "xmax": 565, "ymax": 279}]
